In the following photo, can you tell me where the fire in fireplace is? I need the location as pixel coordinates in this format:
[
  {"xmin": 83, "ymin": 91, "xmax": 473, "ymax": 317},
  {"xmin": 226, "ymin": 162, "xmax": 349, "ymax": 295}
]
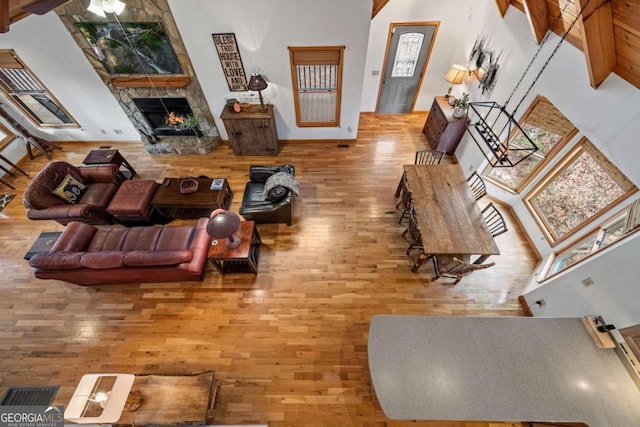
[{"xmin": 133, "ymin": 97, "xmax": 198, "ymax": 136}]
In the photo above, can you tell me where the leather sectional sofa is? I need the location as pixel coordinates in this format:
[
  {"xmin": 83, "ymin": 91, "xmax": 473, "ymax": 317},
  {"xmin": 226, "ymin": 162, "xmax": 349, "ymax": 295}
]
[
  {"xmin": 28, "ymin": 218, "xmax": 211, "ymax": 285},
  {"xmin": 23, "ymin": 161, "xmax": 123, "ymax": 225}
]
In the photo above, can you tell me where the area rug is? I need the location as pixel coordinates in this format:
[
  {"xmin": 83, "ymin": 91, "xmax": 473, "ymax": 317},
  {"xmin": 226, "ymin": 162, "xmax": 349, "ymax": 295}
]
[{"xmin": 0, "ymin": 193, "xmax": 15, "ymax": 213}]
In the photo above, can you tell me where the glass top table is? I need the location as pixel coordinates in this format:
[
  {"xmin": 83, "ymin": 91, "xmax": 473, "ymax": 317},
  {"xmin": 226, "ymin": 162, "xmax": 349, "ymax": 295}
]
[{"xmin": 64, "ymin": 373, "xmax": 135, "ymax": 424}]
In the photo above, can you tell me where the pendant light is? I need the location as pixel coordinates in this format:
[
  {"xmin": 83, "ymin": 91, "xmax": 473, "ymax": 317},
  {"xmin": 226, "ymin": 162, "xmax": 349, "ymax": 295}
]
[
  {"xmin": 87, "ymin": 0, "xmax": 126, "ymax": 17},
  {"xmin": 465, "ymin": 0, "xmax": 591, "ymax": 167}
]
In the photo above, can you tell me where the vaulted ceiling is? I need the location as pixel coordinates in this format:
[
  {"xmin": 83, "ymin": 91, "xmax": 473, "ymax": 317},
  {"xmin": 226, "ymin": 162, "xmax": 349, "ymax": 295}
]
[
  {"xmin": 497, "ymin": 0, "xmax": 640, "ymax": 89},
  {"xmin": 2, "ymin": 0, "xmax": 639, "ymax": 90},
  {"xmin": 0, "ymin": 0, "xmax": 70, "ymax": 32}
]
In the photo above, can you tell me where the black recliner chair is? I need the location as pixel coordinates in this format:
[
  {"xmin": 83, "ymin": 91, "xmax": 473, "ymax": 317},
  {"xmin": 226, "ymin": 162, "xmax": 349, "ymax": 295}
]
[{"xmin": 239, "ymin": 164, "xmax": 296, "ymax": 226}]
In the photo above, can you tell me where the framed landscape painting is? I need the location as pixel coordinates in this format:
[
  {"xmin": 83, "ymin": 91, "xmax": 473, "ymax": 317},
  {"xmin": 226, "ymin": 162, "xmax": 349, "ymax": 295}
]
[{"xmin": 76, "ymin": 22, "xmax": 183, "ymax": 75}]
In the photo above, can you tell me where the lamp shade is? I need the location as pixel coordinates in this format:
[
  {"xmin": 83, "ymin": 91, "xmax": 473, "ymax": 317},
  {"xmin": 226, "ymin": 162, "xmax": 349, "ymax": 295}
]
[
  {"xmin": 247, "ymin": 74, "xmax": 268, "ymax": 91},
  {"xmin": 445, "ymin": 64, "xmax": 467, "ymax": 84},
  {"xmin": 87, "ymin": 0, "xmax": 126, "ymax": 16},
  {"xmin": 87, "ymin": 0, "xmax": 106, "ymax": 17},
  {"xmin": 207, "ymin": 209, "xmax": 242, "ymax": 249},
  {"xmin": 102, "ymin": 0, "xmax": 126, "ymax": 15}
]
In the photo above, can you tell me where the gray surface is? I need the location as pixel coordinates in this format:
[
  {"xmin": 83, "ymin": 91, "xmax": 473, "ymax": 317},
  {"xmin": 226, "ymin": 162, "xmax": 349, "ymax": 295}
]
[{"xmin": 368, "ymin": 315, "xmax": 640, "ymax": 426}]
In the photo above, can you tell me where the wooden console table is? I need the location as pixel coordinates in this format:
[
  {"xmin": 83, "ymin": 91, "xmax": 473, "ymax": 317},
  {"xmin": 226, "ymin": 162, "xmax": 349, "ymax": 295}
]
[{"xmin": 220, "ymin": 104, "xmax": 279, "ymax": 156}]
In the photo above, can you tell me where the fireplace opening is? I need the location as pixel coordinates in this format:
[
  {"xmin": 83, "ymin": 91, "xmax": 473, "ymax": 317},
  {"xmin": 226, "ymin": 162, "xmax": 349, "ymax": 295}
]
[{"xmin": 133, "ymin": 97, "xmax": 198, "ymax": 136}]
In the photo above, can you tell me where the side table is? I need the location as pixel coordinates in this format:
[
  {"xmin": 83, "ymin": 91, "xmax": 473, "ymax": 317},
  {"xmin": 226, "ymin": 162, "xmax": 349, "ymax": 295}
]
[
  {"xmin": 64, "ymin": 373, "xmax": 135, "ymax": 424},
  {"xmin": 208, "ymin": 221, "xmax": 261, "ymax": 274},
  {"xmin": 24, "ymin": 231, "xmax": 62, "ymax": 260},
  {"xmin": 82, "ymin": 149, "xmax": 137, "ymax": 180}
]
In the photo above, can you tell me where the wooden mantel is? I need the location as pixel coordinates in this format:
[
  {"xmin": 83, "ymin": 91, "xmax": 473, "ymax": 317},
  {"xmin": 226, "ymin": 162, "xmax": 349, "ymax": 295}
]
[{"xmin": 110, "ymin": 75, "xmax": 192, "ymax": 88}]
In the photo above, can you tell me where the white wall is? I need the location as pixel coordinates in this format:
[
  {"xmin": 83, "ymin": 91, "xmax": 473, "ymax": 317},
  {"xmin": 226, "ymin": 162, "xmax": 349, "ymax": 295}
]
[
  {"xmin": 168, "ymin": 0, "xmax": 372, "ymax": 141},
  {"xmin": 0, "ymin": 13, "xmax": 140, "ymax": 143},
  {"xmin": 362, "ymin": 0, "xmax": 640, "ymax": 328}
]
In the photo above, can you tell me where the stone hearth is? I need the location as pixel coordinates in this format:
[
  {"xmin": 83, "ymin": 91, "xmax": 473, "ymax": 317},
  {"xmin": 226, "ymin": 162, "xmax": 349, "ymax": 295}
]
[{"xmin": 56, "ymin": 0, "xmax": 221, "ymax": 155}]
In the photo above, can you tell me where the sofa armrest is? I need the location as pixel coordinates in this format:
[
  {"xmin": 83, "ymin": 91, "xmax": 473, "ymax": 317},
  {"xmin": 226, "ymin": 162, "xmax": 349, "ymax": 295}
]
[
  {"xmin": 26, "ymin": 204, "xmax": 114, "ymax": 225},
  {"xmin": 79, "ymin": 164, "xmax": 123, "ymax": 185},
  {"xmin": 51, "ymin": 221, "xmax": 97, "ymax": 252},
  {"xmin": 181, "ymin": 217, "xmax": 212, "ymax": 274}
]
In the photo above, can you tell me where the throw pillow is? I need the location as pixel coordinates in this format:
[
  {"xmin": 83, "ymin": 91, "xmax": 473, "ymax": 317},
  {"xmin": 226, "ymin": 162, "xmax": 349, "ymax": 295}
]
[
  {"xmin": 268, "ymin": 186, "xmax": 288, "ymax": 203},
  {"xmin": 52, "ymin": 174, "xmax": 86, "ymax": 204}
]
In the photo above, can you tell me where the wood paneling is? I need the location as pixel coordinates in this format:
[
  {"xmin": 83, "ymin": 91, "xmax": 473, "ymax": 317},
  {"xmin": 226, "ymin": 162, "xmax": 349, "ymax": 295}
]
[
  {"xmin": 372, "ymin": 0, "xmax": 390, "ymax": 18},
  {"xmin": 0, "ymin": 113, "xmax": 539, "ymax": 426}
]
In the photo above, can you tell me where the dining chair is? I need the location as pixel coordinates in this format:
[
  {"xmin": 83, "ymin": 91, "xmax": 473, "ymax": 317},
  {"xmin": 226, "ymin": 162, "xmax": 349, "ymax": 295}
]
[
  {"xmin": 482, "ymin": 202, "xmax": 508, "ymax": 237},
  {"xmin": 394, "ymin": 171, "xmax": 407, "ymax": 204},
  {"xmin": 414, "ymin": 149, "xmax": 446, "ymax": 165},
  {"xmin": 402, "ymin": 200, "xmax": 424, "ymax": 255},
  {"xmin": 467, "ymin": 171, "xmax": 487, "ymax": 201},
  {"xmin": 431, "ymin": 255, "xmax": 495, "ymax": 284},
  {"xmin": 398, "ymin": 186, "xmax": 412, "ymax": 224}
]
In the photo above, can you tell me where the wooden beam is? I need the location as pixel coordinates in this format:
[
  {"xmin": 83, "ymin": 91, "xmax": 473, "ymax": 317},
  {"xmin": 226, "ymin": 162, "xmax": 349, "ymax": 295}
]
[
  {"xmin": 577, "ymin": 0, "xmax": 617, "ymax": 88},
  {"xmin": 522, "ymin": 0, "xmax": 550, "ymax": 44},
  {"xmin": 0, "ymin": 0, "xmax": 10, "ymax": 33},
  {"xmin": 494, "ymin": 0, "xmax": 510, "ymax": 16},
  {"xmin": 371, "ymin": 0, "xmax": 390, "ymax": 19},
  {"xmin": 23, "ymin": 0, "xmax": 71, "ymax": 15}
]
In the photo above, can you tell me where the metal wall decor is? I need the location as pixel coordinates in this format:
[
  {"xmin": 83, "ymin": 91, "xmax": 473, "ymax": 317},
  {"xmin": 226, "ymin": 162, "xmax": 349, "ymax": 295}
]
[
  {"xmin": 212, "ymin": 33, "xmax": 248, "ymax": 91},
  {"xmin": 468, "ymin": 34, "xmax": 500, "ymax": 94}
]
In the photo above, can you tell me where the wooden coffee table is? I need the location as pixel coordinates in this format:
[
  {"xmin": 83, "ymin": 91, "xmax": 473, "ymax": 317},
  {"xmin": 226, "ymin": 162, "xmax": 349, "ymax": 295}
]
[{"xmin": 151, "ymin": 177, "xmax": 232, "ymax": 219}]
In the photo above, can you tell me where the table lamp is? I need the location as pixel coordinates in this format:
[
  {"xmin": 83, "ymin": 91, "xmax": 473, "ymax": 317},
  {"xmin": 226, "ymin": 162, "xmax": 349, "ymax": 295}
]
[
  {"xmin": 247, "ymin": 73, "xmax": 268, "ymax": 111},
  {"xmin": 444, "ymin": 64, "xmax": 467, "ymax": 99},
  {"xmin": 207, "ymin": 209, "xmax": 242, "ymax": 249}
]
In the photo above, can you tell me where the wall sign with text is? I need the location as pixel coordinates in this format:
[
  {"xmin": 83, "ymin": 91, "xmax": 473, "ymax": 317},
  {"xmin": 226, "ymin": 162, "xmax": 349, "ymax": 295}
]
[{"xmin": 212, "ymin": 33, "xmax": 248, "ymax": 91}]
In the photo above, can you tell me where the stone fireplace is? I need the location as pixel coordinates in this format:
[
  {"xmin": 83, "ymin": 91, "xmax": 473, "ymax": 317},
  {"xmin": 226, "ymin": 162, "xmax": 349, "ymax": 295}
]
[{"xmin": 56, "ymin": 0, "xmax": 221, "ymax": 155}]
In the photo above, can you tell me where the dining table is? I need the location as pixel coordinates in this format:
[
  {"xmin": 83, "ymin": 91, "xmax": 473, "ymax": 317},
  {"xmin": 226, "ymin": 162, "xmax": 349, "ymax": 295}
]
[{"xmin": 403, "ymin": 164, "xmax": 499, "ymax": 271}]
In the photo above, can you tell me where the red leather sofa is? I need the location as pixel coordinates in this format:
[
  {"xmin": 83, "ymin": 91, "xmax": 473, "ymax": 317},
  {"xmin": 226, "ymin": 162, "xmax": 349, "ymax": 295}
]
[{"xmin": 28, "ymin": 218, "xmax": 211, "ymax": 285}]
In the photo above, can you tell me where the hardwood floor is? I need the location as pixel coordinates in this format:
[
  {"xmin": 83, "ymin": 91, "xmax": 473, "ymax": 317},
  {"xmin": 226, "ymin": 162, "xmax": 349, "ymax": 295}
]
[{"xmin": 0, "ymin": 112, "xmax": 538, "ymax": 426}]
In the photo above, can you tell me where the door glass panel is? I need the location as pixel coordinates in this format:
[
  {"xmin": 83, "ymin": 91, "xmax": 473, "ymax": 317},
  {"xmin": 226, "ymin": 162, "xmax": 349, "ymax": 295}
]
[{"xmin": 391, "ymin": 33, "xmax": 424, "ymax": 78}]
